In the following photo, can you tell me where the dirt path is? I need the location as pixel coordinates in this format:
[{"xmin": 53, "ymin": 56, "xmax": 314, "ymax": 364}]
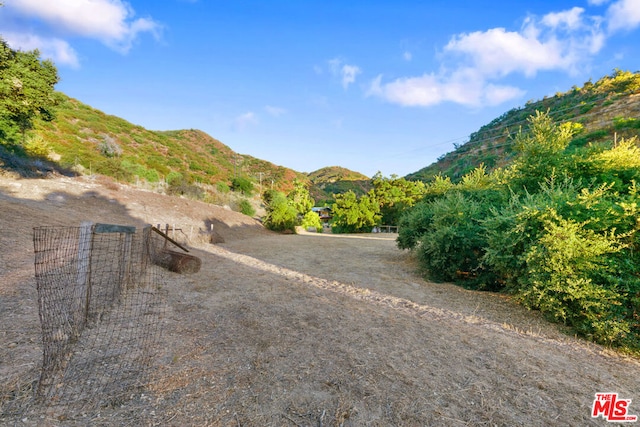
[{"xmin": 1, "ymin": 174, "xmax": 639, "ymax": 426}]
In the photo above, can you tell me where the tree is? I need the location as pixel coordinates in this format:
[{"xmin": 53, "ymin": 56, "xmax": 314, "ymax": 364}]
[
  {"xmin": 509, "ymin": 111, "xmax": 576, "ymax": 192},
  {"xmin": 372, "ymin": 173, "xmax": 426, "ymax": 225},
  {"xmin": 262, "ymin": 190, "xmax": 298, "ymax": 232},
  {"xmin": 331, "ymin": 190, "xmax": 380, "ymax": 233},
  {"xmin": 0, "ymin": 39, "xmax": 59, "ymax": 142},
  {"xmin": 287, "ymin": 179, "xmax": 314, "ymax": 216}
]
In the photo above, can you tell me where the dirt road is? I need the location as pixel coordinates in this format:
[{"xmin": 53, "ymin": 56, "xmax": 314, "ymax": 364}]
[{"xmin": 1, "ymin": 174, "xmax": 639, "ymax": 426}]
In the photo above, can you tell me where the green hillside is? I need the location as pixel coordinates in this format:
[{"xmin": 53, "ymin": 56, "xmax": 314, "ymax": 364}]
[
  {"xmin": 307, "ymin": 166, "xmax": 371, "ymax": 205},
  {"xmin": 1, "ymin": 92, "xmax": 304, "ymax": 193},
  {"xmin": 0, "ymin": 89, "xmax": 371, "ymax": 204},
  {"xmin": 408, "ymin": 69, "xmax": 640, "ymax": 181}
]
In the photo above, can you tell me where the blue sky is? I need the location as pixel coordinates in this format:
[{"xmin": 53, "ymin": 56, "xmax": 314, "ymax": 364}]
[{"xmin": 2, "ymin": 0, "xmax": 640, "ymax": 177}]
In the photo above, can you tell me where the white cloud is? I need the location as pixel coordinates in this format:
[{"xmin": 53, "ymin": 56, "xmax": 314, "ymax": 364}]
[
  {"xmin": 403, "ymin": 51, "xmax": 412, "ymax": 61},
  {"xmin": 367, "ymin": 70, "xmax": 524, "ymax": 108},
  {"xmin": 542, "ymin": 7, "xmax": 586, "ymax": 30},
  {"xmin": 265, "ymin": 105, "xmax": 287, "ymax": 117},
  {"xmin": 340, "ymin": 64, "xmax": 361, "ymax": 89},
  {"xmin": 233, "ymin": 112, "xmax": 258, "ymax": 131},
  {"xmin": 606, "ymin": 0, "xmax": 640, "ymax": 32},
  {"xmin": 328, "ymin": 58, "xmax": 362, "ymax": 89},
  {"xmin": 5, "ymin": 0, "xmax": 161, "ymax": 55},
  {"xmin": 445, "ymin": 25, "xmax": 579, "ymax": 78},
  {"xmin": 369, "ymin": 5, "xmax": 610, "ymax": 108},
  {"xmin": 3, "ymin": 32, "xmax": 80, "ymax": 68}
]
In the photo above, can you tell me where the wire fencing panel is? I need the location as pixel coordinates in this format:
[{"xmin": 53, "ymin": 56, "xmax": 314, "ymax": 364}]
[{"xmin": 32, "ymin": 223, "xmax": 166, "ymax": 412}]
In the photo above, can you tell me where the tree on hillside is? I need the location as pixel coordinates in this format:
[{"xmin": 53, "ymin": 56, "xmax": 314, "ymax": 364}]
[
  {"xmin": 372, "ymin": 173, "xmax": 427, "ymax": 225},
  {"xmin": 509, "ymin": 111, "xmax": 578, "ymax": 192},
  {"xmin": 0, "ymin": 39, "xmax": 59, "ymax": 142}
]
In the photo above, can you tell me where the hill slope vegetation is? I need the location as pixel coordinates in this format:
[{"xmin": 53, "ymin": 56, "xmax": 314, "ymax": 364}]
[{"xmin": 408, "ymin": 69, "xmax": 640, "ymax": 181}]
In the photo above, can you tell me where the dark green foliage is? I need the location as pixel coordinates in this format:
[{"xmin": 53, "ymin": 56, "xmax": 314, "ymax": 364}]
[
  {"xmin": 399, "ymin": 111, "xmax": 640, "ymax": 350},
  {"xmin": 238, "ymin": 199, "xmax": 255, "ymax": 217},
  {"xmin": 371, "ymin": 173, "xmax": 427, "ymax": 225},
  {"xmin": 414, "ymin": 192, "xmax": 487, "ymax": 284},
  {"xmin": 397, "ymin": 200, "xmax": 433, "ymax": 250},
  {"xmin": 231, "ymin": 176, "xmax": 254, "ymax": 196},
  {"xmin": 0, "ymin": 39, "xmax": 59, "ymax": 140}
]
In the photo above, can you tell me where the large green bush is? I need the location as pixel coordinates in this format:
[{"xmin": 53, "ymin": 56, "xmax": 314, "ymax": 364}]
[
  {"xmin": 331, "ymin": 190, "xmax": 380, "ymax": 233},
  {"xmin": 262, "ymin": 190, "xmax": 298, "ymax": 232},
  {"xmin": 398, "ymin": 111, "xmax": 640, "ymax": 351}
]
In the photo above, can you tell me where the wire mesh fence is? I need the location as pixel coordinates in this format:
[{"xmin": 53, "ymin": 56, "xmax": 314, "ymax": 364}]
[{"xmin": 31, "ymin": 223, "xmax": 168, "ymax": 414}]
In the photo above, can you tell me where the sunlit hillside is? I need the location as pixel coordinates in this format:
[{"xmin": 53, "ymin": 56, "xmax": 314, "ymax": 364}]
[{"xmin": 408, "ymin": 69, "xmax": 640, "ymax": 181}]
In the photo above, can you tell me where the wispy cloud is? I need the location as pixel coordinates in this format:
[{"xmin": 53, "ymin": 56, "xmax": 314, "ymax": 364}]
[
  {"xmin": 329, "ymin": 57, "xmax": 362, "ymax": 89},
  {"xmin": 265, "ymin": 105, "xmax": 287, "ymax": 117},
  {"xmin": 606, "ymin": 0, "xmax": 640, "ymax": 32},
  {"xmin": 1, "ymin": 32, "xmax": 79, "ymax": 67},
  {"xmin": 2, "ymin": 0, "xmax": 161, "ymax": 65},
  {"xmin": 368, "ymin": 1, "xmax": 636, "ymax": 108},
  {"xmin": 233, "ymin": 111, "xmax": 258, "ymax": 131}
]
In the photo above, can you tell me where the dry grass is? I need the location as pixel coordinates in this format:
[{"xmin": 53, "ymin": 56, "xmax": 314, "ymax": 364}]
[{"xmin": 1, "ymin": 174, "xmax": 639, "ymax": 426}]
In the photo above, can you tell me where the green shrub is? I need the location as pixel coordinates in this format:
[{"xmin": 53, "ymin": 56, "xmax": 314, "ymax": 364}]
[
  {"xmin": 263, "ymin": 191, "xmax": 297, "ymax": 232},
  {"xmin": 518, "ymin": 211, "xmax": 632, "ymax": 345},
  {"xmin": 238, "ymin": 199, "xmax": 255, "ymax": 217},
  {"xmin": 399, "ymin": 111, "xmax": 640, "ymax": 350},
  {"xmin": 413, "ymin": 191, "xmax": 497, "ymax": 288},
  {"xmin": 23, "ymin": 134, "xmax": 51, "ymax": 158},
  {"xmin": 331, "ymin": 191, "xmax": 380, "ymax": 233},
  {"xmin": 231, "ymin": 176, "xmax": 254, "ymax": 196},
  {"xmin": 613, "ymin": 116, "xmax": 640, "ymax": 130},
  {"xmin": 301, "ymin": 210, "xmax": 322, "ymax": 231},
  {"xmin": 397, "ymin": 200, "xmax": 434, "ymax": 250},
  {"xmin": 216, "ymin": 181, "xmax": 230, "ymax": 193},
  {"xmin": 166, "ymin": 171, "xmax": 183, "ymax": 186}
]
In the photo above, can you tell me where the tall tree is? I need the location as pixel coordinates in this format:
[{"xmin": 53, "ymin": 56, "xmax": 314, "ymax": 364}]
[
  {"xmin": 372, "ymin": 173, "xmax": 427, "ymax": 225},
  {"xmin": 0, "ymin": 39, "xmax": 59, "ymax": 141},
  {"xmin": 287, "ymin": 179, "xmax": 314, "ymax": 215},
  {"xmin": 331, "ymin": 190, "xmax": 380, "ymax": 233}
]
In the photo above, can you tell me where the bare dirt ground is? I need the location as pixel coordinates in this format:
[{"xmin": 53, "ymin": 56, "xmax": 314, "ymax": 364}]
[{"xmin": 1, "ymin": 173, "xmax": 639, "ymax": 426}]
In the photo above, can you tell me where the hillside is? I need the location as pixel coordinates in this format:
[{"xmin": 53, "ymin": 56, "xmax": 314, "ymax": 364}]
[
  {"xmin": 307, "ymin": 166, "xmax": 372, "ymax": 204},
  {"xmin": 1, "ymin": 93, "xmax": 303, "ymax": 193},
  {"xmin": 408, "ymin": 69, "xmax": 640, "ymax": 181},
  {"xmin": 0, "ymin": 93, "xmax": 376, "ymax": 205}
]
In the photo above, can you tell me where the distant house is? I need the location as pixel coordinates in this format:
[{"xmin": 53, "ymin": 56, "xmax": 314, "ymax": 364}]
[{"xmin": 312, "ymin": 206, "xmax": 332, "ymax": 223}]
